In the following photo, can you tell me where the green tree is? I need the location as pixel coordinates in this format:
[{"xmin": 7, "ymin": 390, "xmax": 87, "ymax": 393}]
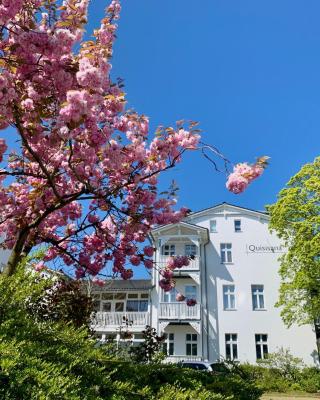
[{"xmin": 268, "ymin": 157, "xmax": 320, "ymax": 360}]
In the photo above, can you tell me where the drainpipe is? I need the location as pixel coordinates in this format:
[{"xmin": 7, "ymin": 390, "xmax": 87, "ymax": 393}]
[{"xmin": 203, "ymin": 240, "xmax": 210, "ymax": 361}]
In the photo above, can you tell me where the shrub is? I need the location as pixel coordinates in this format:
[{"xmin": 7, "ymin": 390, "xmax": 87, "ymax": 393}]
[
  {"xmin": 156, "ymin": 384, "xmax": 227, "ymax": 400},
  {"xmin": 0, "ymin": 263, "xmax": 134, "ymax": 400},
  {"xmin": 300, "ymin": 367, "xmax": 320, "ymax": 393}
]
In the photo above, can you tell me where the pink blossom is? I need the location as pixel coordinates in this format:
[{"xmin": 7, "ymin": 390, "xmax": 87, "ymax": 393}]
[
  {"xmin": 34, "ymin": 261, "xmax": 45, "ymax": 272},
  {"xmin": 92, "ymin": 278, "xmax": 105, "ymax": 287},
  {"xmin": 159, "ymin": 278, "xmax": 175, "ymax": 292},
  {"xmin": 143, "ymin": 259, "xmax": 153, "ymax": 269},
  {"xmin": 160, "ymin": 268, "xmax": 174, "ymax": 279},
  {"xmin": 226, "ymin": 173, "xmax": 249, "ymax": 194},
  {"xmin": 186, "ymin": 298, "xmax": 197, "ymax": 307},
  {"xmin": 143, "ymin": 246, "xmax": 154, "ymax": 257},
  {"xmin": 176, "ymin": 292, "xmax": 186, "ymax": 302},
  {"xmin": 121, "ymin": 268, "xmax": 133, "ymax": 280},
  {"xmin": 130, "ymin": 255, "xmax": 141, "ymax": 266},
  {"xmin": 226, "ymin": 161, "xmax": 266, "ymax": 194}
]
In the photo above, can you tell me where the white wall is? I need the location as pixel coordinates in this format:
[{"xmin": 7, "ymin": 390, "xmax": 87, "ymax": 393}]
[{"xmin": 187, "ymin": 205, "xmax": 317, "ymax": 365}]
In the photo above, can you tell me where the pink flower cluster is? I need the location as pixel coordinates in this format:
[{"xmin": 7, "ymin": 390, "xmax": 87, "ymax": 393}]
[
  {"xmin": 226, "ymin": 162, "xmax": 264, "ymax": 194},
  {"xmin": 0, "ymin": 139, "xmax": 7, "ymax": 162},
  {"xmin": 159, "ymin": 256, "xmax": 190, "ymax": 291}
]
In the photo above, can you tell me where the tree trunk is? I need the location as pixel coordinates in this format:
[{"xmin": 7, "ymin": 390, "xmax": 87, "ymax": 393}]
[
  {"xmin": 2, "ymin": 230, "xmax": 29, "ymax": 277},
  {"xmin": 314, "ymin": 318, "xmax": 320, "ymax": 363}
]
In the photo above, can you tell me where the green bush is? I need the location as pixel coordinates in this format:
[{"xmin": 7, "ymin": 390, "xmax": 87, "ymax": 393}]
[
  {"xmin": 299, "ymin": 367, "xmax": 320, "ymax": 393},
  {"xmin": 0, "ymin": 263, "xmax": 136, "ymax": 400},
  {"xmin": 155, "ymin": 384, "xmax": 227, "ymax": 400},
  {"xmin": 230, "ymin": 355, "xmax": 320, "ymax": 394}
]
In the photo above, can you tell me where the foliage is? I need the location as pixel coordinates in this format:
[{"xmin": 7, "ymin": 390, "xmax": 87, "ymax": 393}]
[
  {"xmin": 257, "ymin": 347, "xmax": 305, "ymax": 381},
  {"xmin": 129, "ymin": 325, "xmax": 166, "ymax": 363},
  {"xmin": 268, "ymin": 157, "xmax": 320, "ymax": 357},
  {"xmin": 0, "ymin": 262, "xmax": 127, "ymax": 399},
  {"xmin": 155, "ymin": 384, "xmax": 226, "ymax": 400},
  {"xmin": 268, "ymin": 157, "xmax": 320, "ymax": 325},
  {"xmin": 26, "ymin": 276, "xmax": 94, "ymax": 328},
  {"xmin": 230, "ymin": 351, "xmax": 320, "ymax": 394},
  {"xmin": 101, "ymin": 362, "xmax": 263, "ymax": 400}
]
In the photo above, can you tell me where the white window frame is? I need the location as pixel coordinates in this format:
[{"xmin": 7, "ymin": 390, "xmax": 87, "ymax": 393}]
[
  {"xmin": 234, "ymin": 219, "xmax": 242, "ymax": 232},
  {"xmin": 162, "ymin": 244, "xmax": 175, "ymax": 256},
  {"xmin": 223, "ymin": 285, "xmax": 236, "ymax": 310},
  {"xmin": 185, "ymin": 244, "xmax": 197, "ymax": 257},
  {"xmin": 163, "ymin": 333, "xmax": 174, "ymax": 356},
  {"xmin": 225, "ymin": 333, "xmax": 238, "ymax": 360},
  {"xmin": 186, "ymin": 333, "xmax": 198, "ymax": 356},
  {"xmin": 162, "ymin": 287, "xmax": 177, "ymax": 303},
  {"xmin": 220, "ymin": 243, "xmax": 232, "ymax": 263},
  {"xmin": 255, "ymin": 334, "xmax": 268, "ymax": 359},
  {"xmin": 251, "ymin": 285, "xmax": 265, "ymax": 310},
  {"xmin": 185, "ymin": 285, "xmax": 197, "ymax": 300},
  {"xmin": 210, "ymin": 219, "xmax": 217, "ymax": 233}
]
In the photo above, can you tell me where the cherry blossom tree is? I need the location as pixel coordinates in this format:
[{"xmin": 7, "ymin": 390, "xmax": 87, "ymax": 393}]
[{"xmin": 0, "ymin": 0, "xmax": 266, "ymax": 294}]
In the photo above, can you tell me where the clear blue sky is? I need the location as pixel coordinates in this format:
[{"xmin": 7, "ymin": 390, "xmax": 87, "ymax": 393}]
[{"xmin": 87, "ymin": 0, "xmax": 320, "ymax": 213}]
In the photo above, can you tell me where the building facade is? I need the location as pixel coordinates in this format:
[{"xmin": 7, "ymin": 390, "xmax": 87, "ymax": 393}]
[{"xmin": 91, "ymin": 203, "xmax": 318, "ymax": 365}]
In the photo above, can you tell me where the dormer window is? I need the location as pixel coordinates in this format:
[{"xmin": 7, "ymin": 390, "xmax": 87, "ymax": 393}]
[
  {"xmin": 162, "ymin": 244, "xmax": 175, "ymax": 256},
  {"xmin": 210, "ymin": 220, "xmax": 217, "ymax": 233},
  {"xmin": 234, "ymin": 220, "xmax": 241, "ymax": 232}
]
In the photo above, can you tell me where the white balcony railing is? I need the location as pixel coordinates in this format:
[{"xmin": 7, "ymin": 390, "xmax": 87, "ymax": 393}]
[
  {"xmin": 159, "ymin": 302, "xmax": 200, "ymax": 319},
  {"xmin": 159, "ymin": 256, "xmax": 200, "ymax": 271},
  {"xmin": 92, "ymin": 312, "xmax": 149, "ymax": 328}
]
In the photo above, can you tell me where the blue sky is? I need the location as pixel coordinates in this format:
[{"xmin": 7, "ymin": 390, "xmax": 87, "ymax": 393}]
[{"xmin": 87, "ymin": 0, "xmax": 320, "ymax": 214}]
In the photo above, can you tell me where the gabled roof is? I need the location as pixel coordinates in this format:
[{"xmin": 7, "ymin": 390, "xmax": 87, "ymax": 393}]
[
  {"xmin": 151, "ymin": 220, "xmax": 208, "ymax": 234},
  {"xmin": 185, "ymin": 202, "xmax": 269, "ymax": 221}
]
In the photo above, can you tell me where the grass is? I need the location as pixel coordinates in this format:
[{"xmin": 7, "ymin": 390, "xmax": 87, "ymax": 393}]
[{"xmin": 261, "ymin": 393, "xmax": 320, "ymax": 399}]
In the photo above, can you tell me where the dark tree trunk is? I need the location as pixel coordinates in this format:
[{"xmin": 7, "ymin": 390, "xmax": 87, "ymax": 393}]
[
  {"xmin": 2, "ymin": 230, "xmax": 29, "ymax": 277},
  {"xmin": 314, "ymin": 318, "xmax": 320, "ymax": 363}
]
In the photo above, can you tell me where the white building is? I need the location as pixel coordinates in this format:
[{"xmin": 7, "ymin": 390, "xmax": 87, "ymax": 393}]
[{"xmin": 91, "ymin": 203, "xmax": 318, "ymax": 365}]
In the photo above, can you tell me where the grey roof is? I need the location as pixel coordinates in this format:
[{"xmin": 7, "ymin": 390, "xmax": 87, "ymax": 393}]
[
  {"xmin": 94, "ymin": 279, "xmax": 153, "ymax": 291},
  {"xmin": 185, "ymin": 202, "xmax": 269, "ymax": 218}
]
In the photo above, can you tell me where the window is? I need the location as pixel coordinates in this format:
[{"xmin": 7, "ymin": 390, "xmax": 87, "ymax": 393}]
[
  {"xmin": 220, "ymin": 243, "xmax": 232, "ymax": 263},
  {"xmin": 223, "ymin": 285, "xmax": 235, "ymax": 310},
  {"xmin": 162, "ymin": 244, "xmax": 175, "ymax": 256},
  {"xmin": 162, "ymin": 288, "xmax": 177, "ymax": 303},
  {"xmin": 127, "ymin": 293, "xmax": 139, "ymax": 299},
  {"xmin": 185, "ymin": 285, "xmax": 197, "ymax": 300},
  {"xmin": 186, "ymin": 333, "xmax": 198, "ymax": 356},
  {"xmin": 126, "ymin": 300, "xmax": 148, "ymax": 312},
  {"xmin": 251, "ymin": 285, "xmax": 265, "ymax": 310},
  {"xmin": 163, "ymin": 333, "xmax": 174, "ymax": 356},
  {"xmin": 185, "ymin": 244, "xmax": 197, "ymax": 257},
  {"xmin": 210, "ymin": 220, "xmax": 217, "ymax": 233},
  {"xmin": 234, "ymin": 220, "xmax": 241, "ymax": 232},
  {"xmin": 102, "ymin": 302, "xmax": 111, "ymax": 312},
  {"xmin": 225, "ymin": 334, "xmax": 238, "ymax": 360},
  {"xmin": 114, "ymin": 293, "xmax": 126, "ymax": 300},
  {"xmin": 255, "ymin": 334, "xmax": 268, "ymax": 359}
]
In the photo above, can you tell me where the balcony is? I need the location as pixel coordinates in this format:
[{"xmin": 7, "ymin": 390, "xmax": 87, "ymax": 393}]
[
  {"xmin": 159, "ymin": 302, "xmax": 200, "ymax": 320},
  {"xmin": 92, "ymin": 312, "xmax": 149, "ymax": 329},
  {"xmin": 159, "ymin": 256, "xmax": 200, "ymax": 271}
]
